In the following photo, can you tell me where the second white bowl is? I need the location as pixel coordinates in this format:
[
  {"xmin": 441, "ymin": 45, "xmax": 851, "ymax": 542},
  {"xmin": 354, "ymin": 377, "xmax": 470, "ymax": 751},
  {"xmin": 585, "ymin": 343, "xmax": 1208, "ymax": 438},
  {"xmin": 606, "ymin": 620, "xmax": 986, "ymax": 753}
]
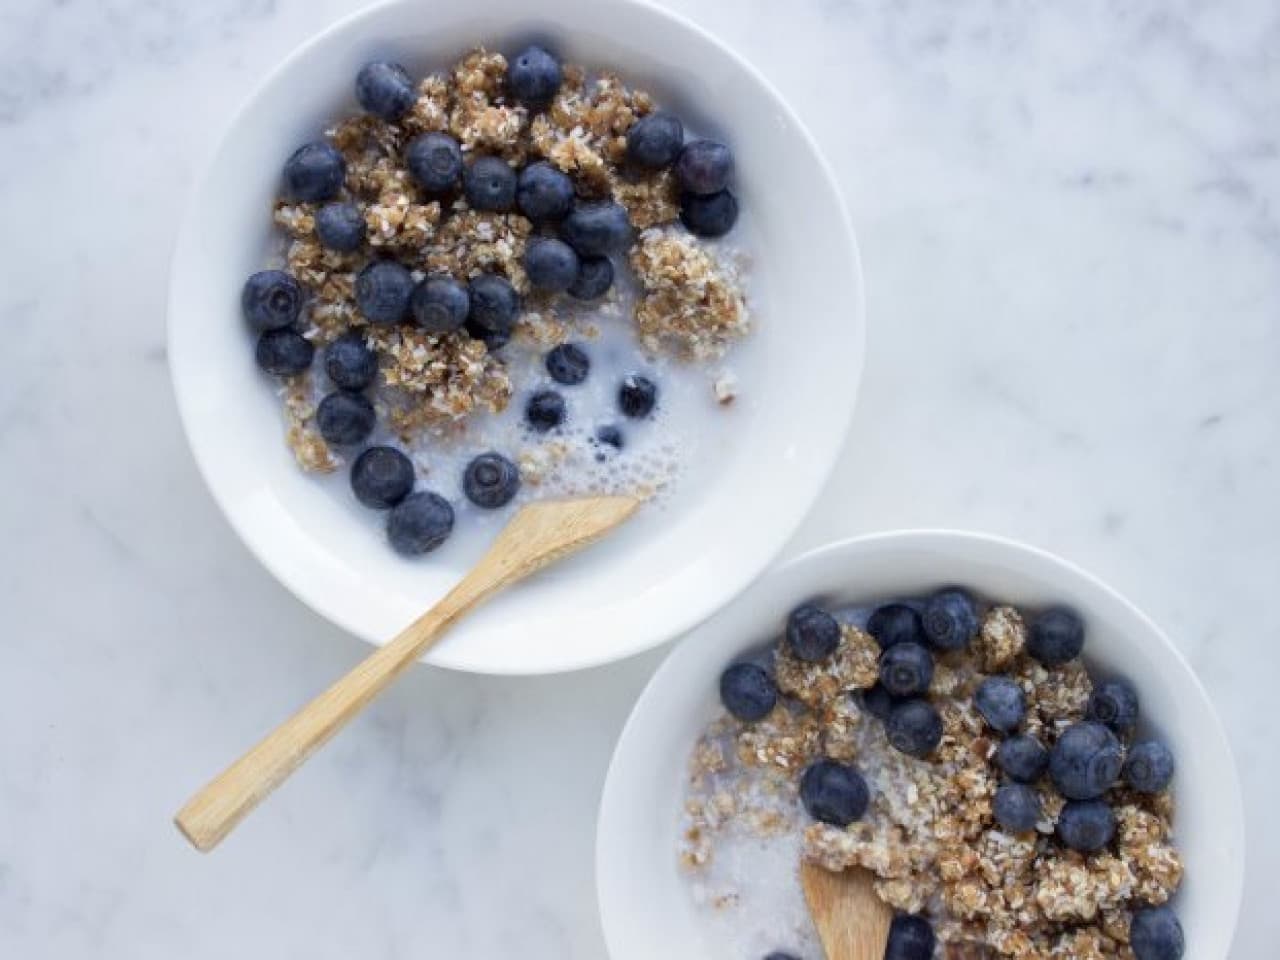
[{"xmin": 597, "ymin": 531, "xmax": 1243, "ymax": 958}]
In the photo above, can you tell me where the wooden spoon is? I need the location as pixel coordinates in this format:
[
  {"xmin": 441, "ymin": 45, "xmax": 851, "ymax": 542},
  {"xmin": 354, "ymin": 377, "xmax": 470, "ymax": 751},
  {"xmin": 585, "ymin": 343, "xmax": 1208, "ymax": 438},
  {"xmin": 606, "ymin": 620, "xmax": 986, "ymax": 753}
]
[
  {"xmin": 174, "ymin": 495, "xmax": 640, "ymax": 852},
  {"xmin": 800, "ymin": 860, "xmax": 894, "ymax": 960}
]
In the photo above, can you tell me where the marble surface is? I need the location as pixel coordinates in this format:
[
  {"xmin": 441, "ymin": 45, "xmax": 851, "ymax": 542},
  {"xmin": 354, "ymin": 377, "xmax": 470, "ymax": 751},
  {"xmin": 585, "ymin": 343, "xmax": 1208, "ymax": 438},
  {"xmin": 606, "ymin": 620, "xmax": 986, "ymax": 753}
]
[{"xmin": 2, "ymin": 0, "xmax": 1277, "ymax": 955}]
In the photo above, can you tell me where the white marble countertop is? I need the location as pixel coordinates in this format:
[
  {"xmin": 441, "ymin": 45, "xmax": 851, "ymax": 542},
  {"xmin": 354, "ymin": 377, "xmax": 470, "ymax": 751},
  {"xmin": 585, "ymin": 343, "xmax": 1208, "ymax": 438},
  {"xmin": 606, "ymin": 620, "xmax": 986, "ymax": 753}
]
[{"xmin": 2, "ymin": 0, "xmax": 1277, "ymax": 955}]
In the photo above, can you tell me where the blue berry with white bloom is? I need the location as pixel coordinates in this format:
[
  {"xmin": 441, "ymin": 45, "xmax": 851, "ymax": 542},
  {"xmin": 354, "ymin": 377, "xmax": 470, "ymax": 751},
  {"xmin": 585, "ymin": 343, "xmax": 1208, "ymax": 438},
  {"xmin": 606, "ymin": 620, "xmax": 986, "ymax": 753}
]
[
  {"xmin": 886, "ymin": 699, "xmax": 943, "ymax": 758},
  {"xmin": 516, "ymin": 161, "xmax": 574, "ymax": 222},
  {"xmin": 507, "ymin": 45, "xmax": 562, "ymax": 106},
  {"xmin": 867, "ymin": 603, "xmax": 926, "ymax": 650},
  {"xmin": 786, "ymin": 605, "xmax": 840, "ymax": 662},
  {"xmin": 878, "ymin": 642, "xmax": 933, "ymax": 697},
  {"xmin": 410, "ymin": 277, "xmax": 469, "ymax": 333},
  {"xmin": 1087, "ymin": 677, "xmax": 1140, "ymax": 735},
  {"xmin": 1130, "ymin": 905, "xmax": 1184, "ymax": 960},
  {"xmin": 922, "ymin": 587, "xmax": 979, "ymax": 651},
  {"xmin": 315, "ymin": 202, "xmax": 365, "ymax": 252},
  {"xmin": 464, "ymin": 156, "xmax": 517, "ymax": 212},
  {"xmin": 1027, "ymin": 606, "xmax": 1085, "ymax": 666},
  {"xmin": 282, "ymin": 141, "xmax": 345, "ymax": 202},
  {"xmin": 974, "ymin": 676, "xmax": 1026, "ymax": 733},
  {"xmin": 1124, "ymin": 740, "xmax": 1175, "ymax": 794},
  {"xmin": 1056, "ymin": 799, "xmax": 1115, "ymax": 852},
  {"xmin": 315, "ymin": 392, "xmax": 375, "ymax": 446},
  {"xmin": 1050, "ymin": 722, "xmax": 1123, "ymax": 800},
  {"xmin": 350, "ymin": 446, "xmax": 414, "ymax": 509},
  {"xmin": 242, "ymin": 270, "xmax": 303, "ymax": 332},
  {"xmin": 993, "ymin": 782, "xmax": 1041, "ymax": 833},
  {"xmin": 997, "ymin": 734, "xmax": 1049, "ymax": 783},
  {"xmin": 524, "ymin": 238, "xmax": 580, "ymax": 292},
  {"xmin": 719, "ymin": 662, "xmax": 777, "ymax": 722},
  {"xmin": 626, "ymin": 111, "xmax": 684, "ymax": 168},
  {"xmin": 387, "ymin": 491, "xmax": 454, "ymax": 555},
  {"xmin": 355, "ymin": 61, "xmax": 416, "ymax": 120},
  {"xmin": 355, "ymin": 260, "xmax": 414, "ymax": 324},
  {"xmin": 406, "ymin": 132, "xmax": 464, "ymax": 193},
  {"xmin": 324, "ymin": 332, "xmax": 377, "ymax": 391},
  {"xmin": 800, "ymin": 759, "xmax": 869, "ymax": 827}
]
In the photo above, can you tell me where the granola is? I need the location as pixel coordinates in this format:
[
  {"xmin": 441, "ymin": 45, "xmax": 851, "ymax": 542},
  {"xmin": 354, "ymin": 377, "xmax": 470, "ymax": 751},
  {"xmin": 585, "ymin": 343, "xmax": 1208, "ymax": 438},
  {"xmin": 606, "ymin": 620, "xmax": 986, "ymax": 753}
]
[
  {"xmin": 680, "ymin": 595, "xmax": 1183, "ymax": 959},
  {"xmin": 252, "ymin": 44, "xmax": 753, "ymax": 518}
]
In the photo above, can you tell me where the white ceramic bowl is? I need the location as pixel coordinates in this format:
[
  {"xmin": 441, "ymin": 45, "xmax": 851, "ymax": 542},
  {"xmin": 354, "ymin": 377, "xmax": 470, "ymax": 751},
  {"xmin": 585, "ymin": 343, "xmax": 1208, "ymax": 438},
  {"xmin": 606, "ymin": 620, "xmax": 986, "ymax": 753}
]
[
  {"xmin": 598, "ymin": 531, "xmax": 1244, "ymax": 958},
  {"xmin": 168, "ymin": 0, "xmax": 864, "ymax": 674}
]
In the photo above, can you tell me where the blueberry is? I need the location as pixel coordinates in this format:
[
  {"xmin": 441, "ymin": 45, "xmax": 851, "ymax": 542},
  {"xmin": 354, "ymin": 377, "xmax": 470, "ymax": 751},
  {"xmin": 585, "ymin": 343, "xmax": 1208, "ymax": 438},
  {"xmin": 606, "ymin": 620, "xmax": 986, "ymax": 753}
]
[
  {"xmin": 410, "ymin": 276, "xmax": 469, "ymax": 333},
  {"xmin": 1130, "ymin": 905, "xmax": 1185, "ymax": 960},
  {"xmin": 406, "ymin": 132, "xmax": 464, "ymax": 193},
  {"xmin": 283, "ymin": 141, "xmax": 346, "ymax": 202},
  {"xmin": 1124, "ymin": 740, "xmax": 1175, "ymax": 794},
  {"xmin": 1087, "ymin": 677, "xmax": 1140, "ymax": 735},
  {"xmin": 1027, "ymin": 606, "xmax": 1085, "ymax": 667},
  {"xmin": 866, "ymin": 603, "xmax": 925, "ymax": 650},
  {"xmin": 921, "ymin": 587, "xmax": 979, "ymax": 651},
  {"xmin": 626, "ymin": 111, "xmax": 684, "ymax": 168},
  {"xmin": 255, "ymin": 329, "xmax": 314, "ymax": 376},
  {"xmin": 516, "ymin": 161, "xmax": 574, "ymax": 221},
  {"xmin": 879, "ymin": 642, "xmax": 934, "ymax": 697},
  {"xmin": 799, "ymin": 759, "xmax": 869, "ymax": 827},
  {"xmin": 763, "ymin": 954, "xmax": 800, "ymax": 960},
  {"xmin": 993, "ymin": 782, "xmax": 1041, "ymax": 833},
  {"xmin": 719, "ymin": 662, "xmax": 777, "ymax": 722},
  {"xmin": 1056, "ymin": 799, "xmax": 1116, "ymax": 852},
  {"xmin": 467, "ymin": 273, "xmax": 520, "ymax": 335},
  {"xmin": 526, "ymin": 389, "xmax": 565, "ymax": 432},
  {"xmin": 387, "ymin": 491, "xmax": 454, "ymax": 556},
  {"xmin": 355, "ymin": 260, "xmax": 414, "ymax": 324},
  {"xmin": 464, "ymin": 155, "xmax": 517, "ymax": 212},
  {"xmin": 350, "ymin": 446, "xmax": 414, "ymax": 509},
  {"xmin": 315, "ymin": 391, "xmax": 376, "ymax": 446},
  {"xmin": 524, "ymin": 237, "xmax": 580, "ymax": 292},
  {"xmin": 974, "ymin": 676, "xmax": 1026, "ymax": 733},
  {"xmin": 242, "ymin": 270, "xmax": 303, "ymax": 332},
  {"xmin": 786, "ymin": 604, "xmax": 841, "ymax": 662},
  {"xmin": 1049, "ymin": 721, "xmax": 1124, "ymax": 800},
  {"xmin": 568, "ymin": 255, "xmax": 614, "ymax": 300},
  {"xmin": 355, "ymin": 61, "xmax": 416, "ymax": 120},
  {"xmin": 562, "ymin": 201, "xmax": 632, "ymax": 257},
  {"xmin": 675, "ymin": 139, "xmax": 734, "ymax": 195},
  {"xmin": 465, "ymin": 317, "xmax": 511, "ymax": 352},
  {"xmin": 462, "ymin": 452, "xmax": 520, "ymax": 509},
  {"xmin": 860, "ymin": 684, "xmax": 898, "ymax": 722},
  {"xmin": 507, "ymin": 44, "xmax": 562, "ymax": 106},
  {"xmin": 885, "ymin": 913, "xmax": 935, "ymax": 960},
  {"xmin": 314, "ymin": 202, "xmax": 366, "ymax": 252},
  {"xmin": 324, "ymin": 332, "xmax": 377, "ymax": 391},
  {"xmin": 618, "ymin": 374, "xmax": 658, "ymax": 418},
  {"xmin": 594, "ymin": 424, "xmax": 624, "ymax": 452},
  {"xmin": 680, "ymin": 190, "xmax": 738, "ymax": 238},
  {"xmin": 997, "ymin": 733, "xmax": 1049, "ymax": 783},
  {"xmin": 886, "ymin": 699, "xmax": 943, "ymax": 758},
  {"xmin": 545, "ymin": 343, "xmax": 590, "ymax": 385}
]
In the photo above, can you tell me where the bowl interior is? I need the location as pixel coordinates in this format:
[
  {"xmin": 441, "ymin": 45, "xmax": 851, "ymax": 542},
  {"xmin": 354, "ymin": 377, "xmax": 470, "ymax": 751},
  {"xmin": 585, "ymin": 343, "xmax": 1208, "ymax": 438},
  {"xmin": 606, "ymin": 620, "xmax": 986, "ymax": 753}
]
[
  {"xmin": 168, "ymin": 0, "xmax": 864, "ymax": 674},
  {"xmin": 597, "ymin": 532, "xmax": 1243, "ymax": 958}
]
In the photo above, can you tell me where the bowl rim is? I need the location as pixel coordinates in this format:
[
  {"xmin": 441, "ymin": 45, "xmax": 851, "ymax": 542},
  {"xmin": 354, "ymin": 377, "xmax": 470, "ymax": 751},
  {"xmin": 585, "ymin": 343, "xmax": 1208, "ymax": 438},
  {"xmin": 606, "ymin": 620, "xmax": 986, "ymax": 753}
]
[
  {"xmin": 165, "ymin": 0, "xmax": 867, "ymax": 675},
  {"xmin": 596, "ymin": 528, "xmax": 1244, "ymax": 955}
]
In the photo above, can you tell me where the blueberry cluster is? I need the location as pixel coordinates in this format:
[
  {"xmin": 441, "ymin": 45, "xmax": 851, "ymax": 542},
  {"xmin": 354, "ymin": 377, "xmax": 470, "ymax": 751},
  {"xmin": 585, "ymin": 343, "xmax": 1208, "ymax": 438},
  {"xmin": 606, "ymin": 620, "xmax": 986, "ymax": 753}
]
[
  {"xmin": 719, "ymin": 591, "xmax": 1185, "ymax": 960},
  {"xmin": 241, "ymin": 45, "xmax": 736, "ymax": 556},
  {"xmin": 523, "ymin": 341, "xmax": 656, "ymax": 447}
]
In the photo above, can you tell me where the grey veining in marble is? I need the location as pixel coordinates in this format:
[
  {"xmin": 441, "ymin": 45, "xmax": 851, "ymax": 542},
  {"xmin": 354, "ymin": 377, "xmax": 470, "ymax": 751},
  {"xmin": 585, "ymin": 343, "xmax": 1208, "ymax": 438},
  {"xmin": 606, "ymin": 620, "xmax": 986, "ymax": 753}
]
[{"xmin": 1, "ymin": 0, "xmax": 1277, "ymax": 956}]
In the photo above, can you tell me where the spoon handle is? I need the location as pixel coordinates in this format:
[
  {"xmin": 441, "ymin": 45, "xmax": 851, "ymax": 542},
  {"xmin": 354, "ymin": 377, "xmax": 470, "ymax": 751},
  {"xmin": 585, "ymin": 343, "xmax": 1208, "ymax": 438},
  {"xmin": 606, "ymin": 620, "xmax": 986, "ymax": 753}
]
[
  {"xmin": 174, "ymin": 585, "xmax": 471, "ymax": 852},
  {"xmin": 173, "ymin": 494, "xmax": 638, "ymax": 853}
]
